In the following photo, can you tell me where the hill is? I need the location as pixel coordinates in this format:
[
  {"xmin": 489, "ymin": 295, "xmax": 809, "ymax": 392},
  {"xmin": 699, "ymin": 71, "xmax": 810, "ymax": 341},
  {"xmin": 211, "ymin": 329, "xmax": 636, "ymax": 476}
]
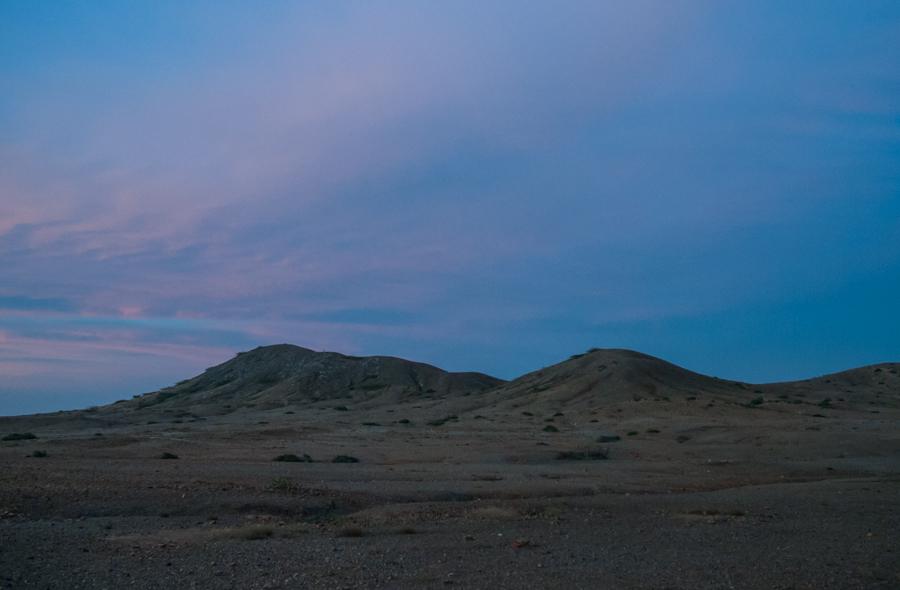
[
  {"xmin": 115, "ymin": 344, "xmax": 503, "ymax": 415},
  {"xmin": 465, "ymin": 348, "xmax": 900, "ymax": 415}
]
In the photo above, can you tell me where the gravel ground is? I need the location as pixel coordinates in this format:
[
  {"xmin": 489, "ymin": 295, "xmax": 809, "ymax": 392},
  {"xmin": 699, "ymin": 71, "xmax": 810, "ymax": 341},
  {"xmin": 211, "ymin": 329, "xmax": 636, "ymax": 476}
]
[{"xmin": 2, "ymin": 397, "xmax": 898, "ymax": 589}]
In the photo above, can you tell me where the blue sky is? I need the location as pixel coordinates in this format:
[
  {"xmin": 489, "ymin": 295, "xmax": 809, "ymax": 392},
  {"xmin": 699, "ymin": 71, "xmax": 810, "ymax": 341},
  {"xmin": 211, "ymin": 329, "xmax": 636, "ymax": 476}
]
[{"xmin": 1, "ymin": 2, "xmax": 899, "ymax": 414}]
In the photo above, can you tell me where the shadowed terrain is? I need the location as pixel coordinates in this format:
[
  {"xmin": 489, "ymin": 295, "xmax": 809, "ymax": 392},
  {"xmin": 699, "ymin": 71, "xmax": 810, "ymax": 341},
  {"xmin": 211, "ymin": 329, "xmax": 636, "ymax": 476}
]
[{"xmin": 1, "ymin": 346, "xmax": 898, "ymax": 589}]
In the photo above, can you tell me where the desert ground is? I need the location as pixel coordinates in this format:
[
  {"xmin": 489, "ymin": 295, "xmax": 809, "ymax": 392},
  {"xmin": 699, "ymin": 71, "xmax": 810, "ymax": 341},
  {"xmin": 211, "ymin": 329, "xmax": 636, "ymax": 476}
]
[{"xmin": 1, "ymin": 346, "xmax": 898, "ymax": 589}]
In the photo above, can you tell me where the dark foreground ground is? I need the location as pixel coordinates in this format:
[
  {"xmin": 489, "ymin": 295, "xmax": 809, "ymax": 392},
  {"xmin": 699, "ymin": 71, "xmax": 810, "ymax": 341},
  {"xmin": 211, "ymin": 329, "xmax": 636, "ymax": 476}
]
[{"xmin": 1, "ymin": 400, "xmax": 898, "ymax": 589}]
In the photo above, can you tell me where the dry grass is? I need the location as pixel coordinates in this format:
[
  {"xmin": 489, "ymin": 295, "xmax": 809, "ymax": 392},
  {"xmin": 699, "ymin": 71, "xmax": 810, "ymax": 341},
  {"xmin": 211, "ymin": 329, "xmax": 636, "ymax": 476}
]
[{"xmin": 468, "ymin": 506, "xmax": 519, "ymax": 520}]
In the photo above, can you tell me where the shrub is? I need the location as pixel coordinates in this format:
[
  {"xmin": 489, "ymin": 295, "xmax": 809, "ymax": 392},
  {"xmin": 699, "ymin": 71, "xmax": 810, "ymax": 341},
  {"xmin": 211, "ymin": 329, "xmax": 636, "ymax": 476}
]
[
  {"xmin": 427, "ymin": 415, "xmax": 458, "ymax": 427},
  {"xmin": 597, "ymin": 435, "xmax": 621, "ymax": 443},
  {"xmin": 268, "ymin": 477, "xmax": 302, "ymax": 494},
  {"xmin": 676, "ymin": 435, "xmax": 691, "ymax": 443},
  {"xmin": 336, "ymin": 527, "xmax": 365, "ymax": 537},
  {"xmin": 159, "ymin": 452, "xmax": 179, "ymax": 460},
  {"xmin": 273, "ymin": 453, "xmax": 313, "ymax": 463},
  {"xmin": 556, "ymin": 448, "xmax": 609, "ymax": 461},
  {"xmin": 31, "ymin": 450, "xmax": 48, "ymax": 458},
  {"xmin": 397, "ymin": 418, "xmax": 411, "ymax": 424},
  {"xmin": 232, "ymin": 525, "xmax": 275, "ymax": 540},
  {"xmin": 332, "ymin": 455, "xmax": 360, "ymax": 463},
  {"xmin": 2, "ymin": 432, "xmax": 37, "ymax": 441},
  {"xmin": 626, "ymin": 431, "xmax": 639, "ymax": 436},
  {"xmin": 333, "ymin": 406, "xmax": 349, "ymax": 412},
  {"xmin": 396, "ymin": 526, "xmax": 417, "ymax": 535},
  {"xmin": 748, "ymin": 396, "xmax": 764, "ymax": 406},
  {"xmin": 542, "ymin": 425, "xmax": 559, "ymax": 433},
  {"xmin": 646, "ymin": 428, "xmax": 660, "ymax": 434}
]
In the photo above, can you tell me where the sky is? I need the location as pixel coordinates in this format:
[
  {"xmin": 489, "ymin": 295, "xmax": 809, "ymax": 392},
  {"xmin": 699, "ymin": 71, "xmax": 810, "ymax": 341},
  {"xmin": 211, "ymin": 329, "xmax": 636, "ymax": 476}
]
[{"xmin": 1, "ymin": 1, "xmax": 899, "ymax": 415}]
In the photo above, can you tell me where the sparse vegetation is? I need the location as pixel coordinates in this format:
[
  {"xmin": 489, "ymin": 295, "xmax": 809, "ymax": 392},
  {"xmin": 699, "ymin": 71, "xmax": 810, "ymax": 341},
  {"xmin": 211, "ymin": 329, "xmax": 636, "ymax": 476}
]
[
  {"xmin": 273, "ymin": 453, "xmax": 313, "ymax": 463},
  {"xmin": 395, "ymin": 526, "xmax": 417, "ymax": 535},
  {"xmin": 676, "ymin": 435, "xmax": 691, "ymax": 443},
  {"xmin": 470, "ymin": 506, "xmax": 519, "ymax": 519},
  {"xmin": 159, "ymin": 452, "xmax": 179, "ymax": 460},
  {"xmin": 31, "ymin": 450, "xmax": 48, "ymax": 458},
  {"xmin": 542, "ymin": 425, "xmax": 559, "ymax": 433},
  {"xmin": 597, "ymin": 435, "xmax": 621, "ymax": 443},
  {"xmin": 359, "ymin": 383, "xmax": 386, "ymax": 391},
  {"xmin": 627, "ymin": 431, "xmax": 639, "ymax": 436},
  {"xmin": 256, "ymin": 373, "xmax": 281, "ymax": 385},
  {"xmin": 332, "ymin": 455, "xmax": 360, "ymax": 463},
  {"xmin": 208, "ymin": 523, "xmax": 311, "ymax": 541},
  {"xmin": 397, "ymin": 418, "xmax": 411, "ymax": 424},
  {"xmin": 471, "ymin": 474, "xmax": 504, "ymax": 481},
  {"xmin": 333, "ymin": 405, "xmax": 349, "ymax": 411},
  {"xmin": 646, "ymin": 428, "xmax": 660, "ymax": 434},
  {"xmin": 683, "ymin": 509, "xmax": 746, "ymax": 518},
  {"xmin": 2, "ymin": 432, "xmax": 37, "ymax": 441},
  {"xmin": 361, "ymin": 422, "xmax": 381, "ymax": 426}
]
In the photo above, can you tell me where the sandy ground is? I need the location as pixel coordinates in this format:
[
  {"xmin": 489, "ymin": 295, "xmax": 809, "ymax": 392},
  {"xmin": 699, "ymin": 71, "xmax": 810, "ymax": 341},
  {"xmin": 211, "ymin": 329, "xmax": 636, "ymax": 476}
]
[{"xmin": 1, "ymin": 397, "xmax": 899, "ymax": 589}]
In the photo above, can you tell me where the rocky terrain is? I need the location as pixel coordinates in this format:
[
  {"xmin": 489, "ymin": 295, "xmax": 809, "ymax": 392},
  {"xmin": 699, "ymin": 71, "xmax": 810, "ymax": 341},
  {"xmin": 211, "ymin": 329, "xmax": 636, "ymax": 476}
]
[{"xmin": 1, "ymin": 346, "xmax": 898, "ymax": 589}]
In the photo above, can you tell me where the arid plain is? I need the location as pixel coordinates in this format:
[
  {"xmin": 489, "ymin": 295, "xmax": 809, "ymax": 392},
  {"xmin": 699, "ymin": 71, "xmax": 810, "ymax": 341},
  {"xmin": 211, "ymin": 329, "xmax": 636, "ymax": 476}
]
[{"xmin": 2, "ymin": 345, "xmax": 898, "ymax": 589}]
